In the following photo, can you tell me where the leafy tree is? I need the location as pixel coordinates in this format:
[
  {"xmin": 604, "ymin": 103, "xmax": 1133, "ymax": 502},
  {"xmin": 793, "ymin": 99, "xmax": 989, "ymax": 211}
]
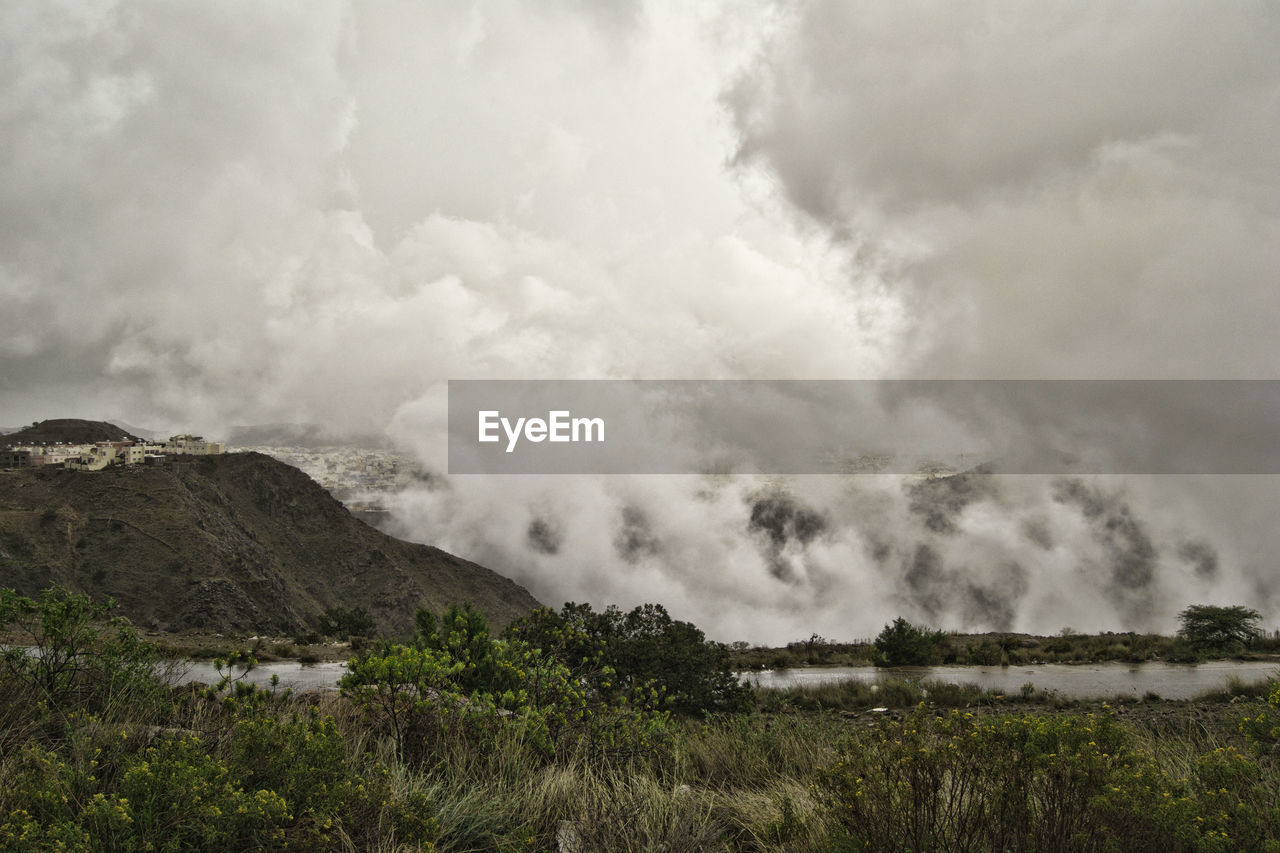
[
  {"xmin": 1176, "ymin": 604, "xmax": 1262, "ymax": 652},
  {"xmin": 873, "ymin": 617, "xmax": 946, "ymax": 667}
]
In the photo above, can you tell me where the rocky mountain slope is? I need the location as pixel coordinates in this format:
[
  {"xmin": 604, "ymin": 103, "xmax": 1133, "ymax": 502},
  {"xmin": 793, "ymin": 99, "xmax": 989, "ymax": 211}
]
[{"xmin": 0, "ymin": 452, "xmax": 539, "ymax": 636}]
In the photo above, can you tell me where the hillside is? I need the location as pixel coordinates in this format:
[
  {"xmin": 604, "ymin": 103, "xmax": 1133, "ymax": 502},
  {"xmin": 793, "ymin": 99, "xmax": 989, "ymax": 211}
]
[
  {"xmin": 2, "ymin": 418, "xmax": 142, "ymax": 445},
  {"xmin": 0, "ymin": 452, "xmax": 539, "ymax": 636}
]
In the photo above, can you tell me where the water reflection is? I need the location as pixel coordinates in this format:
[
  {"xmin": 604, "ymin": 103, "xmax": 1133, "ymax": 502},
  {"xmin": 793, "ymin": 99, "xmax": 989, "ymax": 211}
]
[
  {"xmin": 172, "ymin": 660, "xmax": 348, "ymax": 692},
  {"xmin": 743, "ymin": 660, "xmax": 1280, "ymax": 700},
  {"xmin": 164, "ymin": 658, "xmax": 1279, "ymax": 700}
]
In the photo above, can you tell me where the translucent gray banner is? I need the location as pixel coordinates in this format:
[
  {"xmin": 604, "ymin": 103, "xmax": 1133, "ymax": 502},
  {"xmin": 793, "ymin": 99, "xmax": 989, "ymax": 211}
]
[{"xmin": 447, "ymin": 380, "xmax": 1280, "ymax": 475}]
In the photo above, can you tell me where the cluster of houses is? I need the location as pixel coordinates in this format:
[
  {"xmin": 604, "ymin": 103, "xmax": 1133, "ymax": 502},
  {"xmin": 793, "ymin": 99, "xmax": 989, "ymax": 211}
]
[{"xmin": 1, "ymin": 435, "xmax": 226, "ymax": 471}]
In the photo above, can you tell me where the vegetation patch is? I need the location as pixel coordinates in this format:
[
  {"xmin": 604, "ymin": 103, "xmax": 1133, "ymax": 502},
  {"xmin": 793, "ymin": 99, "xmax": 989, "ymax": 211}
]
[{"xmin": 3, "ymin": 586, "xmax": 1280, "ymax": 851}]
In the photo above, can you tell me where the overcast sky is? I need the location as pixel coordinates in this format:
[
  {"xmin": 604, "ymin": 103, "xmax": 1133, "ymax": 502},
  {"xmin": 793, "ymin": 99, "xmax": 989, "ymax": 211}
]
[{"xmin": 3, "ymin": 2, "xmax": 1278, "ymax": 640}]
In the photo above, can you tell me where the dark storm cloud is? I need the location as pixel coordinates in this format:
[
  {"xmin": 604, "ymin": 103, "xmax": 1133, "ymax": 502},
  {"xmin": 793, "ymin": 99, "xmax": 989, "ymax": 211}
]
[
  {"xmin": 905, "ymin": 466, "xmax": 998, "ymax": 534},
  {"xmin": 745, "ymin": 491, "xmax": 828, "ymax": 585},
  {"xmin": 1022, "ymin": 517, "xmax": 1053, "ymax": 551},
  {"xmin": 960, "ymin": 563, "xmax": 1028, "ymax": 633},
  {"xmin": 614, "ymin": 505, "xmax": 661, "ymax": 563},
  {"xmin": 1052, "ymin": 478, "xmax": 1157, "ymax": 594},
  {"xmin": 1177, "ymin": 539, "xmax": 1219, "ymax": 580},
  {"xmin": 526, "ymin": 517, "xmax": 563, "ymax": 556},
  {"xmin": 747, "ymin": 493, "xmax": 827, "ymax": 547},
  {"xmin": 903, "ymin": 543, "xmax": 945, "ymax": 621}
]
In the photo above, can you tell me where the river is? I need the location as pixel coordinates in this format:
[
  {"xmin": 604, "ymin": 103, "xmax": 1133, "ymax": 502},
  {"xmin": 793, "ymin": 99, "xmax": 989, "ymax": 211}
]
[
  {"xmin": 172, "ymin": 658, "xmax": 1279, "ymax": 700},
  {"xmin": 745, "ymin": 660, "xmax": 1280, "ymax": 701}
]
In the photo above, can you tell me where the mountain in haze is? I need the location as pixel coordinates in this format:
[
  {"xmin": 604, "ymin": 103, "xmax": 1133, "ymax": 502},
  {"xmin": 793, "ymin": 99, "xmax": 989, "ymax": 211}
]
[
  {"xmin": 104, "ymin": 419, "xmax": 162, "ymax": 441},
  {"xmin": 0, "ymin": 451, "xmax": 539, "ymax": 636},
  {"xmin": 227, "ymin": 423, "xmax": 391, "ymax": 449}
]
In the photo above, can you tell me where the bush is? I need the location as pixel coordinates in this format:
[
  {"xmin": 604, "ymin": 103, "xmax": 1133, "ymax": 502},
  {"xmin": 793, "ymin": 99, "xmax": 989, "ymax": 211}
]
[
  {"xmin": 344, "ymin": 605, "xmax": 676, "ymax": 764},
  {"xmin": 872, "ymin": 617, "xmax": 946, "ymax": 667},
  {"xmin": 817, "ymin": 706, "xmax": 1280, "ymax": 852},
  {"xmin": 344, "ymin": 610, "xmax": 594, "ymax": 761},
  {"xmin": 505, "ymin": 602, "xmax": 750, "ymax": 715},
  {"xmin": 315, "ymin": 606, "xmax": 375, "ymax": 641},
  {"xmin": 1241, "ymin": 679, "xmax": 1280, "ymax": 749},
  {"xmin": 0, "ymin": 735, "xmax": 291, "ymax": 852}
]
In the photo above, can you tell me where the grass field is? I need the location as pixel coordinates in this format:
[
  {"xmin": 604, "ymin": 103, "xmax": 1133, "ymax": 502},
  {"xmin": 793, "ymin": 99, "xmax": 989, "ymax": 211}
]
[{"xmin": 3, "ymin": 589, "xmax": 1279, "ymax": 851}]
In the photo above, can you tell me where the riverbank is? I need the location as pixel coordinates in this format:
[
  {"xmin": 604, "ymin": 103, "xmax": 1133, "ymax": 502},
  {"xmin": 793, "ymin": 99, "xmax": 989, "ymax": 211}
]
[
  {"xmin": 730, "ymin": 629, "xmax": 1280, "ymax": 670},
  {"xmin": 747, "ymin": 658, "xmax": 1280, "ymax": 701},
  {"xmin": 143, "ymin": 631, "xmax": 353, "ymax": 663},
  {"xmin": 752, "ymin": 668, "xmax": 1275, "ymax": 715},
  {"xmin": 121, "ymin": 625, "xmax": 1280, "ymax": 671}
]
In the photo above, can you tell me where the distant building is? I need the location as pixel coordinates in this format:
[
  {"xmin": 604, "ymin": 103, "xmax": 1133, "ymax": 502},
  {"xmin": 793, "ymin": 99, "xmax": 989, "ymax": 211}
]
[
  {"xmin": 66, "ymin": 441, "xmax": 133, "ymax": 471},
  {"xmin": 164, "ymin": 435, "xmax": 225, "ymax": 455},
  {"xmin": 4, "ymin": 444, "xmax": 90, "ymax": 466},
  {"xmin": 6, "ymin": 431, "xmax": 225, "ymax": 471},
  {"xmin": 2, "ymin": 449, "xmax": 31, "ymax": 469}
]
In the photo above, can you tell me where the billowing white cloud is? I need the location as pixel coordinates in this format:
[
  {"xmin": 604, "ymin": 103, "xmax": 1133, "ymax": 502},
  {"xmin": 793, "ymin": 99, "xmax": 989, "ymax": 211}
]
[
  {"xmin": 3, "ymin": 1, "xmax": 1277, "ymax": 641},
  {"xmin": 727, "ymin": 0, "xmax": 1280, "ymax": 378},
  {"xmin": 1, "ymin": 0, "xmax": 895, "ymax": 434}
]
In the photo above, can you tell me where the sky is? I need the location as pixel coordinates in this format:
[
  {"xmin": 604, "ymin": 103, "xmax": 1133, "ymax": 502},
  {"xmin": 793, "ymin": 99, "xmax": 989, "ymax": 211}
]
[{"xmin": 3, "ymin": 1, "xmax": 1278, "ymax": 642}]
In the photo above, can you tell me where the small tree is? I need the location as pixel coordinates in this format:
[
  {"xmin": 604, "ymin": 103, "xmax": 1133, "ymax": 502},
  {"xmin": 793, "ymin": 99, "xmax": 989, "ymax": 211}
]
[
  {"xmin": 413, "ymin": 603, "xmax": 499, "ymax": 695},
  {"xmin": 0, "ymin": 586, "xmax": 164, "ymax": 721},
  {"xmin": 1176, "ymin": 604, "xmax": 1262, "ymax": 652},
  {"xmin": 873, "ymin": 617, "xmax": 946, "ymax": 667}
]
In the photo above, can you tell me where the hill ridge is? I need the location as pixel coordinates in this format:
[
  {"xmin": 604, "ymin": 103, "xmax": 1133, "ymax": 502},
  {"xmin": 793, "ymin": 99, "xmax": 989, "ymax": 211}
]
[
  {"xmin": 3, "ymin": 418, "xmax": 142, "ymax": 445},
  {"xmin": 0, "ymin": 452, "xmax": 539, "ymax": 635}
]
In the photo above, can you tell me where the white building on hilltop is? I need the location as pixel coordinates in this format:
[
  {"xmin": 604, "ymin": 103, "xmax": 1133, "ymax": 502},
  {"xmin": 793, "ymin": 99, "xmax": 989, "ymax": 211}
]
[
  {"xmin": 163, "ymin": 434, "xmax": 225, "ymax": 455},
  {"xmin": 61, "ymin": 435, "xmax": 225, "ymax": 470},
  {"xmin": 66, "ymin": 441, "xmax": 134, "ymax": 471}
]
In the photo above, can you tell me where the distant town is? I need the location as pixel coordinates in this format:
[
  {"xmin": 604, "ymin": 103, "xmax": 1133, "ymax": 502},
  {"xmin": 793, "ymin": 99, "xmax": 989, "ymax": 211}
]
[{"xmin": 2, "ymin": 434, "xmax": 225, "ymax": 471}]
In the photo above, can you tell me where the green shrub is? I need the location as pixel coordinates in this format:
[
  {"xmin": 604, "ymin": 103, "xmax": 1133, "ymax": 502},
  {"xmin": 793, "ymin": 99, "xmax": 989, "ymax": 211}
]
[
  {"xmin": 966, "ymin": 640, "xmax": 1005, "ymax": 666},
  {"xmin": 225, "ymin": 704, "xmax": 438, "ymax": 849},
  {"xmin": 345, "ymin": 607, "xmax": 676, "ymax": 764},
  {"xmin": 117, "ymin": 734, "xmax": 291, "ymax": 850},
  {"xmin": 339, "ymin": 644, "xmax": 467, "ymax": 761},
  {"xmin": 1188, "ymin": 746, "xmax": 1280, "ymax": 851},
  {"xmin": 0, "ymin": 587, "xmax": 167, "ymax": 729},
  {"xmin": 0, "ymin": 735, "xmax": 290, "ymax": 852},
  {"xmin": 505, "ymin": 602, "xmax": 750, "ymax": 714},
  {"xmin": 315, "ymin": 606, "xmax": 375, "ymax": 641},
  {"xmin": 1240, "ymin": 679, "xmax": 1280, "ymax": 748},
  {"xmin": 818, "ymin": 706, "xmax": 1280, "ymax": 852},
  {"xmin": 819, "ymin": 708, "xmax": 1160, "ymax": 850},
  {"xmin": 873, "ymin": 617, "xmax": 946, "ymax": 667}
]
